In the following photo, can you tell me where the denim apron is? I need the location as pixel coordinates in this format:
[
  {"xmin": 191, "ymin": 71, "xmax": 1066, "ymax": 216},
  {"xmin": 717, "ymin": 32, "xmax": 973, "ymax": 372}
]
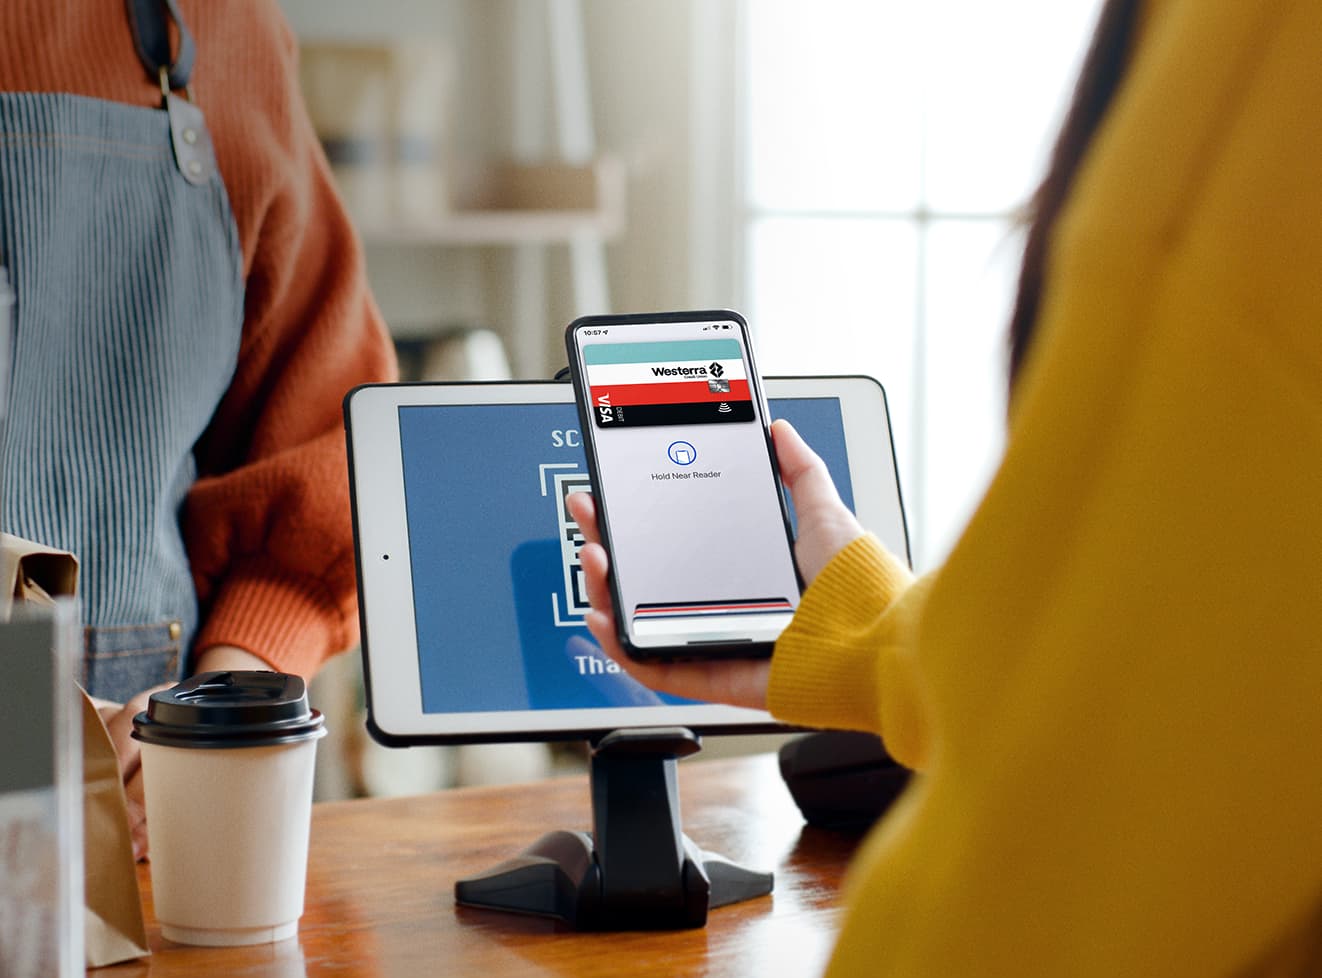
[{"xmin": 0, "ymin": 0, "xmax": 243, "ymax": 701}]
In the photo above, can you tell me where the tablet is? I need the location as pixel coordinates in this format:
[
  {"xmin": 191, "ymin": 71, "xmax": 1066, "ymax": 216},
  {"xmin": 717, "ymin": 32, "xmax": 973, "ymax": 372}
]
[{"xmin": 345, "ymin": 377, "xmax": 908, "ymax": 744}]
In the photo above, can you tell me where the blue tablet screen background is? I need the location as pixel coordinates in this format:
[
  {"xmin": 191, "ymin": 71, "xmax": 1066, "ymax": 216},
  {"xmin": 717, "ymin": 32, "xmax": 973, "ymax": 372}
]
[{"xmin": 397, "ymin": 397, "xmax": 855, "ymax": 714}]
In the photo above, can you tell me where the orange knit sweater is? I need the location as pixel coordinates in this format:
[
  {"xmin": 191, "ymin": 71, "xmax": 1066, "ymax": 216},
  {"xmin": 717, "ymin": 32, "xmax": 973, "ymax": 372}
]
[{"xmin": 0, "ymin": 0, "xmax": 398, "ymax": 677}]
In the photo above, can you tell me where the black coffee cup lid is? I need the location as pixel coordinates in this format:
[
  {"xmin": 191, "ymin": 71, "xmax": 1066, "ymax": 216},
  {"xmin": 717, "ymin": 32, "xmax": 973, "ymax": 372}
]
[{"xmin": 132, "ymin": 670, "xmax": 326, "ymax": 749}]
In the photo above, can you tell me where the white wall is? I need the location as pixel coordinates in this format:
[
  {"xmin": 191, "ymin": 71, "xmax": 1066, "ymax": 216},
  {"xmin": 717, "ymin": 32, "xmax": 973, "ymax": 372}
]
[{"xmin": 277, "ymin": 0, "xmax": 735, "ymax": 376}]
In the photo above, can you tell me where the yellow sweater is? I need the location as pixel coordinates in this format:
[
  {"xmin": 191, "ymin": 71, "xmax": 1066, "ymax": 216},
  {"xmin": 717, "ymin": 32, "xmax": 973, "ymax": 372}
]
[{"xmin": 768, "ymin": 2, "xmax": 1322, "ymax": 975}]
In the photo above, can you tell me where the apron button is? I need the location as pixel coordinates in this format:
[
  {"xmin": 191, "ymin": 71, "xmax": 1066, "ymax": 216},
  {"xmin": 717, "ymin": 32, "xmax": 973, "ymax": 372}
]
[
  {"xmin": 183, "ymin": 128, "xmax": 198, "ymax": 145},
  {"xmin": 168, "ymin": 621, "xmax": 182, "ymax": 641},
  {"xmin": 186, "ymin": 159, "xmax": 203, "ymax": 177}
]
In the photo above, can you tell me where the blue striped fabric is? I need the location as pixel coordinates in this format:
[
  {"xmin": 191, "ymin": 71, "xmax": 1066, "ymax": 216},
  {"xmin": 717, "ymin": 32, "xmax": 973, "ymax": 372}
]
[{"xmin": 0, "ymin": 92, "xmax": 243, "ymax": 697}]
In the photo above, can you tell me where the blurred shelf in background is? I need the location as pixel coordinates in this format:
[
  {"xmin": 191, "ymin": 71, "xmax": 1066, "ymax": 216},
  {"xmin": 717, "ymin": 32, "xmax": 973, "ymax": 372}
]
[{"xmin": 356, "ymin": 156, "xmax": 625, "ymax": 247}]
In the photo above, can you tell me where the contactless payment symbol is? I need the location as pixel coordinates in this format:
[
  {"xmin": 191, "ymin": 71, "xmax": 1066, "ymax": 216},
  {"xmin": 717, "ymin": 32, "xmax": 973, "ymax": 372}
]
[{"xmin": 668, "ymin": 441, "xmax": 697, "ymax": 466}]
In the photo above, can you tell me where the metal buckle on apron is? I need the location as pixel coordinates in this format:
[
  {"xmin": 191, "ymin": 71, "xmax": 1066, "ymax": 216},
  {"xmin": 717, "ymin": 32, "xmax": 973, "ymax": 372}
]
[{"xmin": 159, "ymin": 66, "xmax": 215, "ymax": 187}]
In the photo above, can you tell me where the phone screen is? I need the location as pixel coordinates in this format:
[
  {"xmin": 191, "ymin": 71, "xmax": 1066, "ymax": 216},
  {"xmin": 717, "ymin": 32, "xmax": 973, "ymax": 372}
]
[{"xmin": 569, "ymin": 314, "xmax": 800, "ymax": 656}]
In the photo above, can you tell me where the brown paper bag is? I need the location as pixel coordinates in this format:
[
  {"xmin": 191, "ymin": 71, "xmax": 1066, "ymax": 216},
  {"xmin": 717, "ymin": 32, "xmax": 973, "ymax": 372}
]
[
  {"xmin": 80, "ymin": 690, "xmax": 150, "ymax": 966},
  {"xmin": 0, "ymin": 532, "xmax": 149, "ymax": 965},
  {"xmin": 0, "ymin": 531, "xmax": 78, "ymax": 620}
]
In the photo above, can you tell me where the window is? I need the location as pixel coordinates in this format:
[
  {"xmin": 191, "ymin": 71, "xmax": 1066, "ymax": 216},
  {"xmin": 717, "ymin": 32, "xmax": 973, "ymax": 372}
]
[{"xmin": 740, "ymin": 0, "xmax": 1100, "ymax": 568}]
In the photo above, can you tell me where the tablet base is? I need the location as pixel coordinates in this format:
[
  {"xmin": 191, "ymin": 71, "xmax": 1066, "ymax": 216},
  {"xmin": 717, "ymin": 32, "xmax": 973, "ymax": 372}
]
[{"xmin": 454, "ymin": 727, "xmax": 773, "ymax": 930}]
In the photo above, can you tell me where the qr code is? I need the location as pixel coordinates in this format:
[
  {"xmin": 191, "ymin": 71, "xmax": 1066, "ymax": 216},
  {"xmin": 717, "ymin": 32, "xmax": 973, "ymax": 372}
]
[{"xmin": 555, "ymin": 472, "xmax": 593, "ymax": 619}]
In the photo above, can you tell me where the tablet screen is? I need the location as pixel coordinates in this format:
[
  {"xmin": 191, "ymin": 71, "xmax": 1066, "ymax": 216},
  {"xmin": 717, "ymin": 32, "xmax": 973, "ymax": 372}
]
[{"xmin": 396, "ymin": 397, "xmax": 856, "ymax": 715}]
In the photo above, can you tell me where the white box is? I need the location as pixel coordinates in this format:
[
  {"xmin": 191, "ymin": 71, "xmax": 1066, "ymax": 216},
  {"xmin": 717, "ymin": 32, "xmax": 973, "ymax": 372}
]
[{"xmin": 0, "ymin": 601, "xmax": 82, "ymax": 978}]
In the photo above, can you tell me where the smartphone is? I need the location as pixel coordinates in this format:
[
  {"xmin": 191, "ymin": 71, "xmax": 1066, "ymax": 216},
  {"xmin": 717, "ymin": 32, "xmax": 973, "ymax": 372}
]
[{"xmin": 565, "ymin": 309, "xmax": 801, "ymax": 661}]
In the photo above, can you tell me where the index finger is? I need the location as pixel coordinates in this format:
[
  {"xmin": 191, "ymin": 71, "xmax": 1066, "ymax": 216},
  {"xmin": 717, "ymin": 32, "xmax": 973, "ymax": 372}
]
[{"xmin": 566, "ymin": 491, "xmax": 600, "ymax": 547}]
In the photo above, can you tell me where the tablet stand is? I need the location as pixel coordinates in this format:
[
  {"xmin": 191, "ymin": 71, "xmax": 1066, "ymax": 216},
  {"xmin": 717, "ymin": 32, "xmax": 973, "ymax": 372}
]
[{"xmin": 454, "ymin": 727, "xmax": 773, "ymax": 930}]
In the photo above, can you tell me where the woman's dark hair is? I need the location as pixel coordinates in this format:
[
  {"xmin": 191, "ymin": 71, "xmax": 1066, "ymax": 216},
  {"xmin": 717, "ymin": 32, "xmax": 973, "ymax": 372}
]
[{"xmin": 1007, "ymin": 0, "xmax": 1144, "ymax": 389}]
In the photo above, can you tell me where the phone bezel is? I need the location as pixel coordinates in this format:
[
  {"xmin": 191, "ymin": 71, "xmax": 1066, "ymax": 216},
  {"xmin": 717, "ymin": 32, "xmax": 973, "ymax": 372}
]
[{"xmin": 564, "ymin": 309, "xmax": 802, "ymax": 662}]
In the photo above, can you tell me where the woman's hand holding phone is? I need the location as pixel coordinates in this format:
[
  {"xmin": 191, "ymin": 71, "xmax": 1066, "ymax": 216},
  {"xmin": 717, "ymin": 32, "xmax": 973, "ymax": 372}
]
[
  {"xmin": 567, "ymin": 419, "xmax": 866, "ymax": 709},
  {"xmin": 770, "ymin": 419, "xmax": 869, "ymax": 584}
]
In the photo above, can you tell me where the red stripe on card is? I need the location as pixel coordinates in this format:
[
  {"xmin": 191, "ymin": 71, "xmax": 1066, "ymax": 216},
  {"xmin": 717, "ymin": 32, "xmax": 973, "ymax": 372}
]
[{"xmin": 588, "ymin": 379, "xmax": 750, "ymax": 407}]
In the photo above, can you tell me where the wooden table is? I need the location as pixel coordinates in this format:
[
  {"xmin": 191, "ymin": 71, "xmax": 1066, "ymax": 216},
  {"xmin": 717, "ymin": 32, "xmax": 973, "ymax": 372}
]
[{"xmin": 92, "ymin": 753, "xmax": 861, "ymax": 977}]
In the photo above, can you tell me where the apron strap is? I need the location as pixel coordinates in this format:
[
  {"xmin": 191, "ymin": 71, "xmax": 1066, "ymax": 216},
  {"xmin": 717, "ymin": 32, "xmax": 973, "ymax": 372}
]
[
  {"xmin": 124, "ymin": 0, "xmax": 196, "ymax": 92},
  {"xmin": 124, "ymin": 0, "xmax": 215, "ymax": 184}
]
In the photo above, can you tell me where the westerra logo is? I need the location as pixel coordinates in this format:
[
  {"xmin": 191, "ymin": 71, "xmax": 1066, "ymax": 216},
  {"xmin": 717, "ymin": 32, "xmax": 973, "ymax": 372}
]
[{"xmin": 649, "ymin": 361, "xmax": 730, "ymax": 378}]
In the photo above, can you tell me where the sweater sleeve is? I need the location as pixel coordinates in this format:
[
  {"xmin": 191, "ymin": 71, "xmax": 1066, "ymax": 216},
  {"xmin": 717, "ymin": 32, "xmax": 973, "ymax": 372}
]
[
  {"xmin": 781, "ymin": 3, "xmax": 1322, "ymax": 976},
  {"xmin": 180, "ymin": 0, "xmax": 397, "ymax": 679},
  {"xmin": 768, "ymin": 535, "xmax": 937, "ymax": 770}
]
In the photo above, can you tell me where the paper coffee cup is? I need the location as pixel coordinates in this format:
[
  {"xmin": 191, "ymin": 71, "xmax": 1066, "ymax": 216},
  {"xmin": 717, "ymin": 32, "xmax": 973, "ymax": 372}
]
[{"xmin": 132, "ymin": 671, "xmax": 326, "ymax": 947}]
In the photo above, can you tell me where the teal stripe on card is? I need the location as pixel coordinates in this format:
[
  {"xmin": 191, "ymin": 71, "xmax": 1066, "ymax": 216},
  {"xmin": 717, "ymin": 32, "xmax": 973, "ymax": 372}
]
[{"xmin": 583, "ymin": 338, "xmax": 742, "ymax": 365}]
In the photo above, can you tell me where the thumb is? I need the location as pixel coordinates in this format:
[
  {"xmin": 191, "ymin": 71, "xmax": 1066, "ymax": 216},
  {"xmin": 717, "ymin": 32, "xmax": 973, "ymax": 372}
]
[{"xmin": 772, "ymin": 419, "xmax": 865, "ymax": 583}]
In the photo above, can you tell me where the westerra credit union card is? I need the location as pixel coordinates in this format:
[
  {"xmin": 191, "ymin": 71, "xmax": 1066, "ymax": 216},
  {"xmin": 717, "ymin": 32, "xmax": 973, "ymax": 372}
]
[{"xmin": 583, "ymin": 339, "xmax": 754, "ymax": 428}]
